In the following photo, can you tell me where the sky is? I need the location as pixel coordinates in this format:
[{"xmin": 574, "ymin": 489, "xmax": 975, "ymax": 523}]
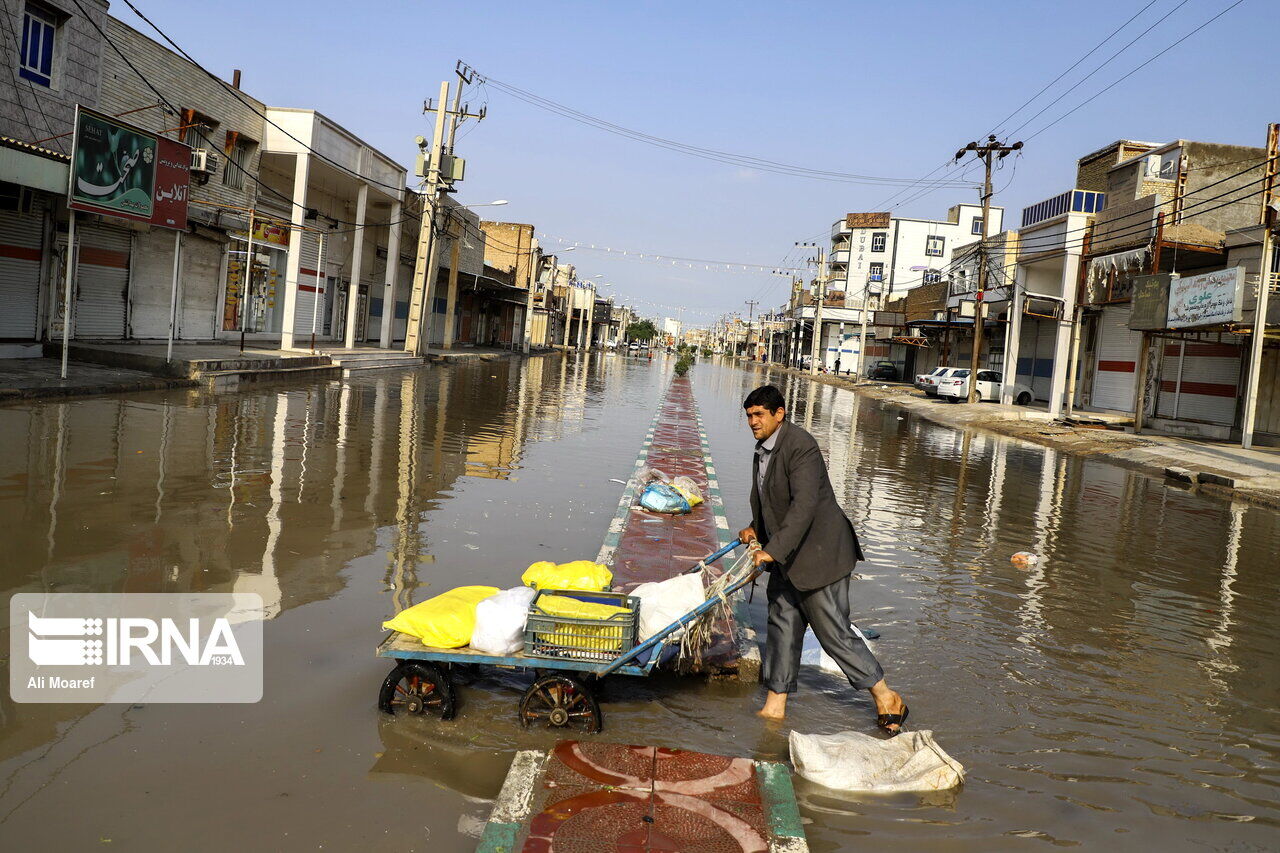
[{"xmin": 115, "ymin": 0, "xmax": 1279, "ymax": 328}]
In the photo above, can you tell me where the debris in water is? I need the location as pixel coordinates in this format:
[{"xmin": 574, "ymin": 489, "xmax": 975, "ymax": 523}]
[{"xmin": 1011, "ymin": 552, "xmax": 1040, "ymax": 568}]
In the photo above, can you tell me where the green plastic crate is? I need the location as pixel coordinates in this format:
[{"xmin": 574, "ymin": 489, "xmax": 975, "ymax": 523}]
[{"xmin": 523, "ymin": 590, "xmax": 639, "ymax": 663}]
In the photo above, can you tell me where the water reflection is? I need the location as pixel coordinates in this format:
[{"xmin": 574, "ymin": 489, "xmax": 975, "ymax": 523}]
[{"xmin": 694, "ymin": 360, "xmax": 1280, "ymax": 851}]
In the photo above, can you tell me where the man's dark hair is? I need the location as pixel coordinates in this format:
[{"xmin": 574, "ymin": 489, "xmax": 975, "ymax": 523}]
[{"xmin": 743, "ymin": 385, "xmax": 786, "ymax": 413}]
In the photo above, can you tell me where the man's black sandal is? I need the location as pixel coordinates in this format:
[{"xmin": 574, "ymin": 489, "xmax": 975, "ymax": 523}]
[{"xmin": 876, "ymin": 706, "xmax": 909, "ymax": 735}]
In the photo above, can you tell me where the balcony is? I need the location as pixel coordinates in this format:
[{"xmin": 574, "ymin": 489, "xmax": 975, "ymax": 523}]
[
  {"xmin": 831, "ymin": 220, "xmax": 851, "ymax": 240},
  {"xmin": 1021, "ymin": 189, "xmax": 1105, "ymax": 228},
  {"xmin": 829, "ymin": 249, "xmax": 850, "ymax": 265}
]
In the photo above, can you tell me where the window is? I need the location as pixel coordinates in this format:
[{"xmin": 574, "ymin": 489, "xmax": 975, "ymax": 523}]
[
  {"xmin": 971, "ymin": 218, "xmax": 983, "ymax": 235},
  {"xmin": 871, "ymin": 232, "xmax": 886, "ymax": 252},
  {"xmin": 19, "ymin": 3, "xmax": 57, "ymax": 88},
  {"xmin": 223, "ymin": 138, "xmax": 252, "ymax": 189},
  {"xmin": 178, "ymin": 109, "xmax": 219, "ymax": 147},
  {"xmin": 925, "ymin": 234, "xmax": 944, "ymax": 257},
  {"xmin": 923, "ymin": 269, "xmax": 942, "ymax": 284},
  {"xmin": 868, "ymin": 262, "xmax": 884, "ymax": 281}
]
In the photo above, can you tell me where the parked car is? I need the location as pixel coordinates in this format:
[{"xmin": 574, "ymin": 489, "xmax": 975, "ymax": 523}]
[
  {"xmin": 936, "ymin": 369, "xmax": 1034, "ymax": 405},
  {"xmin": 922, "ymin": 366, "xmax": 966, "ymax": 397},
  {"xmin": 915, "ymin": 366, "xmax": 949, "ymax": 393},
  {"xmin": 866, "ymin": 361, "xmax": 899, "ymax": 381}
]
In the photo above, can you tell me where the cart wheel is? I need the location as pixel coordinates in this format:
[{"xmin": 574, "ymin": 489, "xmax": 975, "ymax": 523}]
[
  {"xmin": 378, "ymin": 661, "xmax": 456, "ymax": 720},
  {"xmin": 519, "ymin": 674, "xmax": 601, "ymax": 734}
]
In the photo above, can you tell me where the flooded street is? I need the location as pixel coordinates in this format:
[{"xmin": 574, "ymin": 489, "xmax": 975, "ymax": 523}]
[{"xmin": 2, "ymin": 353, "xmax": 1278, "ymax": 851}]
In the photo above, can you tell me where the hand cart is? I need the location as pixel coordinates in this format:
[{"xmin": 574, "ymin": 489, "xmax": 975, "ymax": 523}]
[{"xmin": 375, "ymin": 540, "xmax": 756, "ymax": 733}]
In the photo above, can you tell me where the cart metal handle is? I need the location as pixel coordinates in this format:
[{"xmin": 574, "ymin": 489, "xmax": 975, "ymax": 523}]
[
  {"xmin": 599, "ymin": 540, "xmax": 755, "ymax": 677},
  {"xmin": 681, "ymin": 539, "xmax": 742, "ymax": 574}
]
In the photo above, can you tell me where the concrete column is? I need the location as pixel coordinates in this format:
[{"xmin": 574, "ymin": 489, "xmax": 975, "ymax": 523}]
[
  {"xmin": 441, "ymin": 232, "xmax": 461, "ymax": 349},
  {"xmin": 378, "ymin": 196, "xmax": 403, "ymax": 348},
  {"xmin": 1047, "ymin": 254, "xmax": 1080, "ymax": 418},
  {"xmin": 1000, "ymin": 266, "xmax": 1026, "ymax": 406},
  {"xmin": 584, "ymin": 289, "xmax": 595, "ymax": 350},
  {"xmin": 279, "ymin": 152, "xmax": 311, "ymax": 351},
  {"xmin": 343, "ymin": 183, "xmax": 369, "ymax": 348}
]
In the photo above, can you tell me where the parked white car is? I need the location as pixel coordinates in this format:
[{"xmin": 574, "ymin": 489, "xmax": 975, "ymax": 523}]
[
  {"xmin": 921, "ymin": 366, "xmax": 966, "ymax": 397},
  {"xmin": 936, "ymin": 369, "xmax": 1034, "ymax": 405},
  {"xmin": 916, "ymin": 366, "xmax": 953, "ymax": 395}
]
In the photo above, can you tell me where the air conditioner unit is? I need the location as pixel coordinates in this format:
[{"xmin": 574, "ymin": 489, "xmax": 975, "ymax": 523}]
[{"xmin": 191, "ymin": 149, "xmax": 220, "ymax": 176}]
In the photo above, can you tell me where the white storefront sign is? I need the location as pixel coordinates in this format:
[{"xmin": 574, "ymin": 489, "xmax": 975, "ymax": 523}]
[{"xmin": 1166, "ymin": 267, "xmax": 1244, "ymax": 329}]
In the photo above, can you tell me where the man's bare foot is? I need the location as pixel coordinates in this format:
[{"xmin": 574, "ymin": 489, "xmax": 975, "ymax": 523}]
[{"xmin": 759, "ymin": 690, "xmax": 787, "ymax": 720}]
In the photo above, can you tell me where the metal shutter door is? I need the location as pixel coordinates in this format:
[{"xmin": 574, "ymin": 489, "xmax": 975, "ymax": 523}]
[
  {"xmin": 292, "ymin": 231, "xmax": 324, "ymax": 338},
  {"xmin": 1092, "ymin": 305, "xmax": 1140, "ymax": 412},
  {"xmin": 1156, "ymin": 342, "xmax": 1181, "ymax": 418},
  {"xmin": 1171, "ymin": 342, "xmax": 1242, "ymax": 424},
  {"xmin": 1016, "ymin": 318, "xmax": 1036, "ymax": 387},
  {"xmin": 75, "ymin": 223, "xmax": 131, "ymax": 339},
  {"xmin": 0, "ymin": 200, "xmax": 45, "ymax": 338},
  {"xmin": 1033, "ymin": 320, "xmax": 1057, "ymax": 400}
]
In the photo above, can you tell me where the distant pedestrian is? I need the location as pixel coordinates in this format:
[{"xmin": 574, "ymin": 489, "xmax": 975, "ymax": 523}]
[
  {"xmin": 738, "ymin": 384, "xmax": 909, "ymax": 733},
  {"xmin": 834, "ymin": 356, "xmax": 842, "ymax": 376}
]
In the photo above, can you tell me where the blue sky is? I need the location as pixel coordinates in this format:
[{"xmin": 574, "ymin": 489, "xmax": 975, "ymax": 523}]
[{"xmin": 116, "ymin": 0, "xmax": 1277, "ymax": 325}]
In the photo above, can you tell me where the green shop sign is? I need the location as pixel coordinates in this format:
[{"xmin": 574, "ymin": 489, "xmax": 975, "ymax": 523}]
[{"xmin": 69, "ymin": 106, "xmax": 158, "ymax": 222}]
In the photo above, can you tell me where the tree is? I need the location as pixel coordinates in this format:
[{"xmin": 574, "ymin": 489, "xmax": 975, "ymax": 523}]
[{"xmin": 626, "ymin": 319, "xmax": 658, "ymax": 342}]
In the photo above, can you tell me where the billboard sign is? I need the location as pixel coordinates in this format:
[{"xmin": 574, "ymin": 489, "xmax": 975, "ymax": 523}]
[
  {"xmin": 69, "ymin": 106, "xmax": 190, "ymax": 231},
  {"xmin": 1166, "ymin": 267, "xmax": 1244, "ymax": 329},
  {"xmin": 1127, "ymin": 273, "xmax": 1171, "ymax": 330}
]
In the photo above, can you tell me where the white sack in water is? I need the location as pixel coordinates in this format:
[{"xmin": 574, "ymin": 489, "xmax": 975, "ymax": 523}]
[{"xmin": 790, "ymin": 729, "xmax": 965, "ymax": 793}]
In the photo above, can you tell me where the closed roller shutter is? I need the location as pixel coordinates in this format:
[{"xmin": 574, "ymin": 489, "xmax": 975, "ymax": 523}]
[
  {"xmin": 292, "ymin": 231, "xmax": 325, "ymax": 338},
  {"xmin": 1033, "ymin": 320, "xmax": 1057, "ymax": 400},
  {"xmin": 1092, "ymin": 305, "xmax": 1141, "ymax": 412},
  {"xmin": 0, "ymin": 199, "xmax": 45, "ymax": 339},
  {"xmin": 75, "ymin": 223, "xmax": 131, "ymax": 339},
  {"xmin": 179, "ymin": 234, "xmax": 222, "ymax": 340},
  {"xmin": 1016, "ymin": 318, "xmax": 1036, "ymax": 387},
  {"xmin": 1158, "ymin": 341, "xmax": 1242, "ymax": 425}
]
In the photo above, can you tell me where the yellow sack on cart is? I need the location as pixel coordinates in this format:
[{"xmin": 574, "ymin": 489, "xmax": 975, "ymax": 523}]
[
  {"xmin": 522, "ymin": 559, "xmax": 613, "ymax": 592},
  {"xmin": 534, "ymin": 594, "xmax": 630, "ymax": 656},
  {"xmin": 382, "ymin": 586, "xmax": 499, "ymax": 648}
]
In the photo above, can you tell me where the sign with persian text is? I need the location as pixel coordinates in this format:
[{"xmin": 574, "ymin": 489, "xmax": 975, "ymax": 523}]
[
  {"xmin": 69, "ymin": 106, "xmax": 190, "ymax": 231},
  {"xmin": 1166, "ymin": 267, "xmax": 1244, "ymax": 330}
]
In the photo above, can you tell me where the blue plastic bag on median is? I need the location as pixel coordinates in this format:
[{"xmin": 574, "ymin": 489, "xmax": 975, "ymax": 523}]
[{"xmin": 639, "ymin": 482, "xmax": 691, "ymax": 514}]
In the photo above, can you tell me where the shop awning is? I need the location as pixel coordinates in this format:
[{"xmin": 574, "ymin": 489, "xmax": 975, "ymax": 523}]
[{"xmin": 0, "ymin": 136, "xmax": 69, "ymax": 194}]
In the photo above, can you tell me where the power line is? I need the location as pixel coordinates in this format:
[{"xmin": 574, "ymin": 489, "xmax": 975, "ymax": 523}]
[
  {"xmin": 120, "ymin": 0, "xmax": 413, "ymax": 199},
  {"xmin": 1019, "ymin": 0, "xmax": 1247, "ymax": 143},
  {"xmin": 469, "ymin": 67, "xmax": 980, "ymax": 189}
]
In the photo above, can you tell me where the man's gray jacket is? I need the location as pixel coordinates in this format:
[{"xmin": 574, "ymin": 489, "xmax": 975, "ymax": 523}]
[{"xmin": 750, "ymin": 420, "xmax": 865, "ymax": 591}]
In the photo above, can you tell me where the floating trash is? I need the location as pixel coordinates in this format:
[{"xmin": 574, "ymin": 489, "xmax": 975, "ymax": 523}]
[{"xmin": 1011, "ymin": 552, "xmax": 1040, "ymax": 568}]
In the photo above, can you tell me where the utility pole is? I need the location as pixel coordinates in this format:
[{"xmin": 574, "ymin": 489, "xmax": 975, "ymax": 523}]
[
  {"xmin": 955, "ymin": 134, "xmax": 1023, "ymax": 402},
  {"xmin": 404, "ymin": 77, "xmax": 486, "ymax": 356},
  {"xmin": 808, "ymin": 248, "xmax": 828, "ymax": 375},
  {"xmin": 1242, "ymin": 122, "xmax": 1278, "ymax": 450},
  {"xmin": 857, "ymin": 270, "xmax": 871, "ymax": 382}
]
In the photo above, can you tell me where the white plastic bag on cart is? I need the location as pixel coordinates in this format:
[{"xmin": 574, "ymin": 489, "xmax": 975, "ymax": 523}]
[
  {"xmin": 790, "ymin": 729, "xmax": 965, "ymax": 793},
  {"xmin": 470, "ymin": 586, "xmax": 537, "ymax": 656},
  {"xmin": 629, "ymin": 571, "xmax": 706, "ymax": 641}
]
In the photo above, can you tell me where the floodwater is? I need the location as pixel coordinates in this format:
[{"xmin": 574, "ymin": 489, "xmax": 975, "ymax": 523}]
[{"xmin": 0, "ymin": 352, "xmax": 1277, "ymax": 852}]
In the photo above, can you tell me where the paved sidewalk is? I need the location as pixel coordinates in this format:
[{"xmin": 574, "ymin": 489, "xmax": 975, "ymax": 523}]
[
  {"xmin": 597, "ymin": 375, "xmax": 756, "ymax": 677},
  {"xmin": 478, "ymin": 741, "xmax": 807, "ymax": 852},
  {"xmin": 762, "ymin": 363, "xmax": 1280, "ymax": 509},
  {"xmin": 0, "ymin": 357, "xmax": 193, "ymax": 403}
]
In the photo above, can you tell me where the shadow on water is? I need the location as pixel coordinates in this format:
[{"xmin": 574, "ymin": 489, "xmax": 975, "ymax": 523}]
[{"xmin": 0, "ymin": 351, "xmax": 1277, "ymax": 851}]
